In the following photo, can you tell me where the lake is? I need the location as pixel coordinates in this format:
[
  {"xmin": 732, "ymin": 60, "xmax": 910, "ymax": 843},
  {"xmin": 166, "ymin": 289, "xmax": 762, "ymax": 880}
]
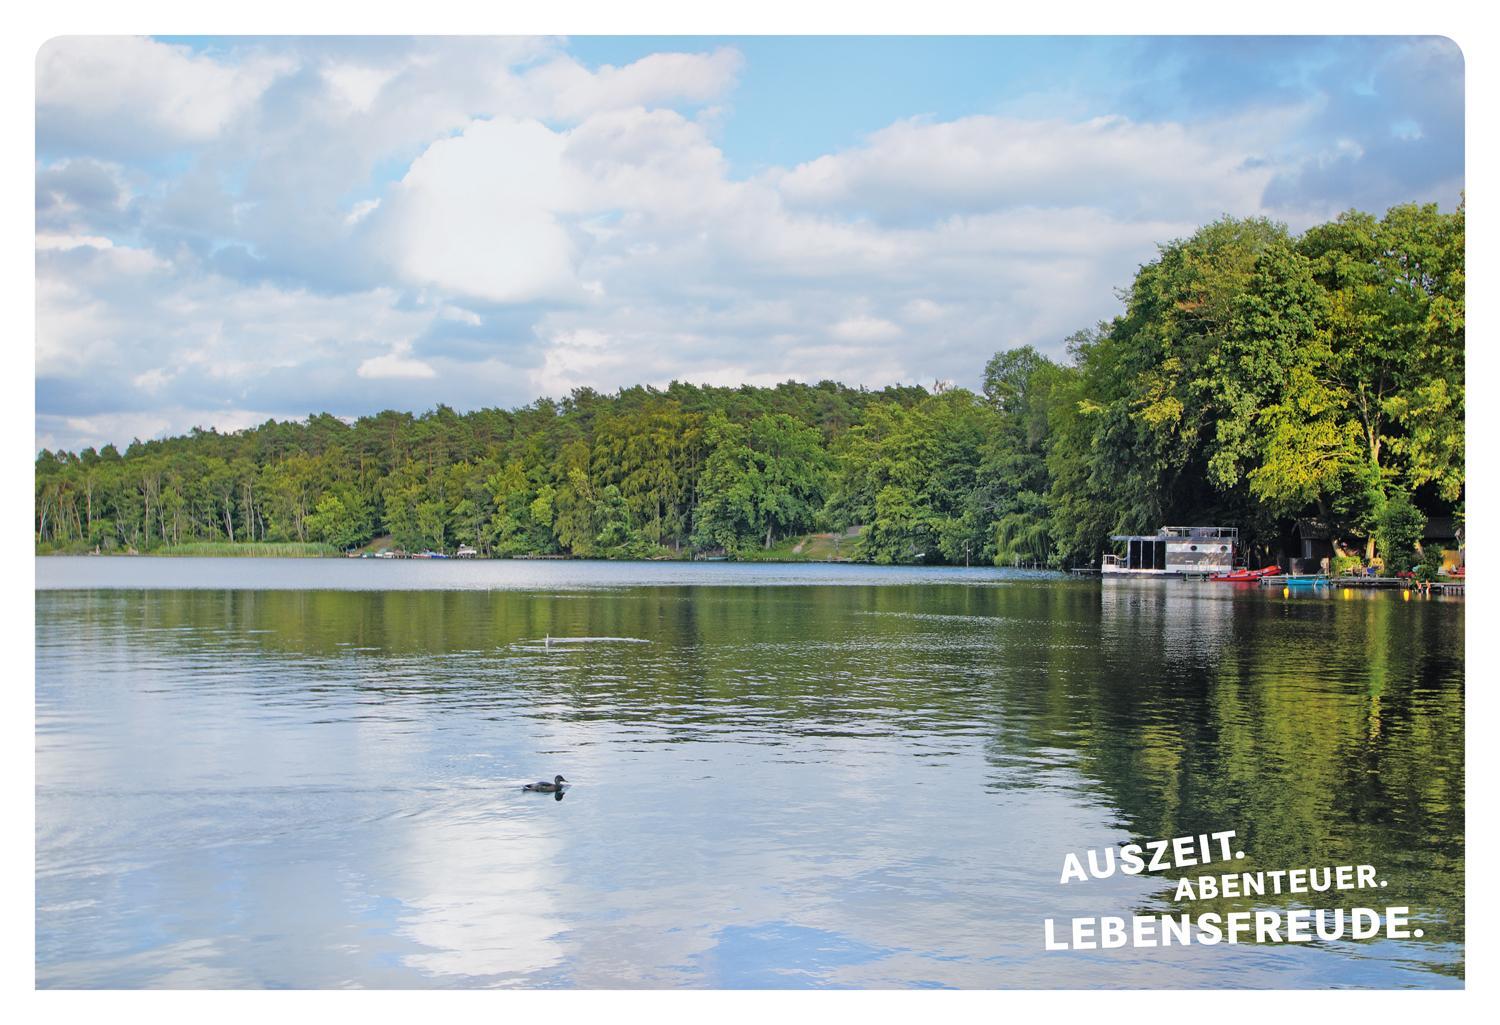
[{"xmin": 35, "ymin": 558, "xmax": 1464, "ymax": 988}]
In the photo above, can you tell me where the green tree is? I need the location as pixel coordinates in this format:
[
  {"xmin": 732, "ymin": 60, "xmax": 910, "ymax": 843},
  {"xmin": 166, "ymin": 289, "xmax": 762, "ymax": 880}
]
[
  {"xmin": 694, "ymin": 412, "xmax": 829, "ymax": 553},
  {"xmin": 1374, "ymin": 491, "xmax": 1427, "ymax": 572},
  {"xmin": 980, "ymin": 345, "xmax": 1066, "ymax": 565},
  {"xmin": 306, "ymin": 489, "xmax": 373, "ymax": 549}
]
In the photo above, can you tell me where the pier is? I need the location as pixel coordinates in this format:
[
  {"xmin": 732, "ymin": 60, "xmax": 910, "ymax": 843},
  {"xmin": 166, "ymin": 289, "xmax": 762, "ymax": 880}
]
[{"xmin": 1260, "ymin": 574, "xmax": 1464, "ymax": 596}]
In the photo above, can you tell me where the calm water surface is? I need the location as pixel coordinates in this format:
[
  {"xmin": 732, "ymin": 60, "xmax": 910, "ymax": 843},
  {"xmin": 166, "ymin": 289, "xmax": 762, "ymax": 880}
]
[{"xmin": 36, "ymin": 558, "xmax": 1464, "ymax": 988}]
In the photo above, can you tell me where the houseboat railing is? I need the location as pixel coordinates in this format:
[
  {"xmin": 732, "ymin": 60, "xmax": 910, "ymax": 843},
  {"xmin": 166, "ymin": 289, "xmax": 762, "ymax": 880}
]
[{"xmin": 1156, "ymin": 526, "xmax": 1239, "ymax": 541}]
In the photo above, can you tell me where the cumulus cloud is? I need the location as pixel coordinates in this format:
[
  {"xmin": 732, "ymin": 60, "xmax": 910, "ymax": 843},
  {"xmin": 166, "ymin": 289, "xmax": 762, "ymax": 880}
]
[
  {"xmin": 35, "ymin": 232, "xmax": 116, "ymax": 251},
  {"xmin": 520, "ymin": 47, "xmax": 744, "ymax": 120},
  {"xmin": 37, "ymin": 36, "xmax": 292, "ymax": 155},
  {"xmin": 530, "ymin": 328, "xmax": 622, "ymax": 396},
  {"xmin": 37, "ymin": 242, "xmax": 438, "ymax": 416},
  {"xmin": 321, "ymin": 61, "xmax": 397, "ymax": 112},
  {"xmin": 375, "ymin": 118, "xmax": 584, "ymax": 304},
  {"xmin": 358, "ymin": 343, "xmax": 438, "ymax": 381},
  {"xmin": 831, "ymin": 315, "xmax": 901, "ymax": 342},
  {"xmin": 775, "ymin": 113, "xmax": 1281, "ymax": 223},
  {"xmin": 36, "ymin": 158, "xmax": 132, "ymax": 235},
  {"xmin": 902, "ymin": 299, "xmax": 947, "ymax": 323}
]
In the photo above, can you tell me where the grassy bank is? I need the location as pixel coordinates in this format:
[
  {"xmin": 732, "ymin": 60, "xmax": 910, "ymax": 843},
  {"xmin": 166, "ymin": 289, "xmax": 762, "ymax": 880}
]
[
  {"xmin": 32, "ymin": 541, "xmax": 348, "ymax": 558},
  {"xmin": 159, "ymin": 542, "xmax": 341, "ymax": 557}
]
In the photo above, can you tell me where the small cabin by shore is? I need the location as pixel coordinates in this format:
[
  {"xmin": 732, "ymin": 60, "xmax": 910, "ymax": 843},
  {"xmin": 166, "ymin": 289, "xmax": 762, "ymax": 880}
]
[
  {"xmin": 1423, "ymin": 516, "xmax": 1464, "ymax": 573},
  {"xmin": 1102, "ymin": 526, "xmax": 1238, "ymax": 576}
]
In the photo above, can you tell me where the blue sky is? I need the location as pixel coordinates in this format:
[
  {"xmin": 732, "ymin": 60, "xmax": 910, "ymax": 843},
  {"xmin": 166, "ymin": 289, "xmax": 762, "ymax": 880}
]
[{"xmin": 35, "ymin": 35, "xmax": 1463, "ymax": 452}]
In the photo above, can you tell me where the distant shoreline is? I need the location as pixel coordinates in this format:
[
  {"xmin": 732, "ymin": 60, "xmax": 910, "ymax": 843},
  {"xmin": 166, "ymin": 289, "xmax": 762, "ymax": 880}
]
[
  {"xmin": 35, "ymin": 531, "xmax": 885, "ymax": 565},
  {"xmin": 35, "ymin": 549, "xmax": 866, "ymax": 566}
]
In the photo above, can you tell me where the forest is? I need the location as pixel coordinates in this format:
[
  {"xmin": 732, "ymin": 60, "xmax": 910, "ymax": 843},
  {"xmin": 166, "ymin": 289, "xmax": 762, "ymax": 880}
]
[{"xmin": 35, "ymin": 201, "xmax": 1464, "ymax": 570}]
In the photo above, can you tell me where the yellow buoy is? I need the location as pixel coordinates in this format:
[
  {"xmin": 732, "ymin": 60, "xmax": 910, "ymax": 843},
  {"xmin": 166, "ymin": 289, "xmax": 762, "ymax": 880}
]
[
  {"xmin": 1402, "ymin": 590, "xmax": 1411, "ymax": 601},
  {"xmin": 1282, "ymin": 587, "xmax": 1290, "ymax": 598},
  {"xmin": 1343, "ymin": 588, "xmax": 1352, "ymax": 599}
]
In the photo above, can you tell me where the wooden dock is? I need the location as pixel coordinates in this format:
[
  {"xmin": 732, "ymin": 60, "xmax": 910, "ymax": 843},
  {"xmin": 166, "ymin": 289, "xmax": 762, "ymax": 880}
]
[
  {"xmin": 1071, "ymin": 567, "xmax": 1462, "ymax": 595},
  {"xmin": 1329, "ymin": 575, "xmax": 1463, "ymax": 592},
  {"xmin": 1262, "ymin": 574, "xmax": 1465, "ymax": 596}
]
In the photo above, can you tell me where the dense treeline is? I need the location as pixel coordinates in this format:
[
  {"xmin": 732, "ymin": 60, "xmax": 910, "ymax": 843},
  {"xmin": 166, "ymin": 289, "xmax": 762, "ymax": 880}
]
[{"xmin": 36, "ymin": 201, "xmax": 1463, "ymax": 568}]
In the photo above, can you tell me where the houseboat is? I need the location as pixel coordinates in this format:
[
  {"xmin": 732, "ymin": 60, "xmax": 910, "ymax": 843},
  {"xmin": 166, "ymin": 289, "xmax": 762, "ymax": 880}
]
[{"xmin": 1101, "ymin": 526, "xmax": 1238, "ymax": 577}]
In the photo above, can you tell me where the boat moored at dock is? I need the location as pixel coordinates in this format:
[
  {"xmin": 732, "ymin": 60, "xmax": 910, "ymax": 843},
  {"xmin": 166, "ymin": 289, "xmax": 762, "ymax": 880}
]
[{"xmin": 1210, "ymin": 565, "xmax": 1282, "ymax": 582}]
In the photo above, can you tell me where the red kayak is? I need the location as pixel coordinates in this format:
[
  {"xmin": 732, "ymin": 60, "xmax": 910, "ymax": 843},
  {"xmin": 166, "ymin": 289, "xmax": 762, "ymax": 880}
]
[{"xmin": 1210, "ymin": 565, "xmax": 1281, "ymax": 582}]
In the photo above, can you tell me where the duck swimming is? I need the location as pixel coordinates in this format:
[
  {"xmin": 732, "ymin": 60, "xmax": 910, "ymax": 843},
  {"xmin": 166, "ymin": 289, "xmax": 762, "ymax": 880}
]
[{"xmin": 523, "ymin": 774, "xmax": 568, "ymax": 792}]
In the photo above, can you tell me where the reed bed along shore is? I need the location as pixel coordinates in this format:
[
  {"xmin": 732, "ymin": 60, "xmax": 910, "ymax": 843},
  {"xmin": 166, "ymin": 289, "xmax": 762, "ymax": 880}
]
[{"xmin": 38, "ymin": 541, "xmax": 342, "ymax": 558}]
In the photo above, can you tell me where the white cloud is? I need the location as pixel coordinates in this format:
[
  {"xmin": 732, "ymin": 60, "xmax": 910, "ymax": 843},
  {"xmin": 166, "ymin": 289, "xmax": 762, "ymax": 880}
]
[
  {"xmin": 377, "ymin": 118, "xmax": 584, "ymax": 304},
  {"xmin": 322, "ymin": 61, "xmax": 396, "ymax": 112},
  {"xmin": 564, "ymin": 106, "xmax": 735, "ymax": 217},
  {"xmin": 776, "ymin": 113, "xmax": 1283, "ymax": 223},
  {"xmin": 831, "ymin": 315, "xmax": 902, "ymax": 342},
  {"xmin": 344, "ymin": 198, "xmax": 381, "ymax": 226},
  {"xmin": 36, "ymin": 158, "xmax": 132, "ymax": 236},
  {"xmin": 439, "ymin": 304, "xmax": 482, "ymax": 326},
  {"xmin": 35, "ymin": 243, "xmax": 173, "ymax": 377},
  {"xmin": 36, "ymin": 239, "xmax": 436, "ymax": 401},
  {"xmin": 902, "ymin": 299, "xmax": 947, "ymax": 323},
  {"xmin": 131, "ymin": 367, "xmax": 176, "ymax": 392},
  {"xmin": 35, "ymin": 233, "xmax": 114, "ymax": 251},
  {"xmin": 530, "ymin": 327, "xmax": 624, "ymax": 396},
  {"xmin": 520, "ymin": 47, "xmax": 743, "ymax": 120},
  {"xmin": 357, "ymin": 342, "xmax": 438, "ymax": 380},
  {"xmin": 35, "ymin": 408, "xmax": 285, "ymax": 453},
  {"xmin": 37, "ymin": 36, "xmax": 291, "ymax": 152}
]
